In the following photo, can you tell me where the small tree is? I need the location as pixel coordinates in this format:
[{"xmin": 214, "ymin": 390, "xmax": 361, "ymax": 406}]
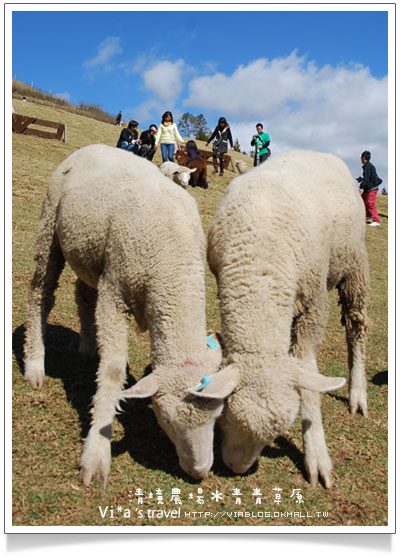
[
  {"xmin": 178, "ymin": 112, "xmax": 195, "ymax": 137},
  {"xmin": 381, "ymin": 186, "xmax": 388, "ymax": 195},
  {"xmin": 178, "ymin": 112, "xmax": 211, "ymax": 141}
]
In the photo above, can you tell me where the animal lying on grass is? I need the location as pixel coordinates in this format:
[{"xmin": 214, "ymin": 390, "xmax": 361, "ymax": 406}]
[
  {"xmin": 158, "ymin": 161, "xmax": 196, "ymax": 188},
  {"xmin": 234, "ymin": 159, "xmax": 250, "ymax": 174},
  {"xmin": 192, "ymin": 150, "xmax": 370, "ymax": 489},
  {"xmin": 23, "ymin": 144, "xmax": 225, "ymax": 486},
  {"xmin": 175, "ymin": 146, "xmax": 210, "ymax": 189}
]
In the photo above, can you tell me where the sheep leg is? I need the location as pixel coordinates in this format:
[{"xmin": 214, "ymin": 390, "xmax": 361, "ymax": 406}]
[
  {"xmin": 300, "ymin": 376, "xmax": 333, "ymax": 489},
  {"xmin": 292, "ymin": 290, "xmax": 333, "ymax": 488},
  {"xmin": 337, "ymin": 252, "xmax": 370, "ymax": 417},
  {"xmin": 80, "ymin": 277, "xmax": 128, "ymax": 488},
  {"xmin": 24, "ymin": 221, "xmax": 65, "ymax": 389},
  {"xmin": 75, "ymin": 279, "xmax": 98, "ymax": 362}
]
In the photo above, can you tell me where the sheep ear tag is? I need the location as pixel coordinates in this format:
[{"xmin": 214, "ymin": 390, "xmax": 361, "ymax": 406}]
[
  {"xmin": 186, "ymin": 365, "xmax": 240, "ymax": 400},
  {"xmin": 120, "ymin": 373, "xmax": 159, "ymax": 399},
  {"xmin": 206, "ymin": 335, "xmax": 220, "ymax": 350}
]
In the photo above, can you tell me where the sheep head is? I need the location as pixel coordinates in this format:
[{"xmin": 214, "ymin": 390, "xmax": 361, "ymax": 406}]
[
  {"xmin": 190, "ymin": 357, "xmax": 346, "ymax": 475},
  {"xmin": 172, "ymin": 166, "xmax": 196, "ymax": 188},
  {"xmin": 119, "ymin": 344, "xmax": 236, "ymax": 480}
]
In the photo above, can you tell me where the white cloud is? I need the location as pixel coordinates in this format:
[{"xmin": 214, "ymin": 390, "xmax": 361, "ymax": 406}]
[
  {"xmin": 184, "ymin": 52, "xmax": 388, "ymax": 186},
  {"xmin": 83, "ymin": 37, "xmax": 123, "ymax": 72},
  {"xmin": 123, "ymin": 98, "xmax": 166, "ymax": 126},
  {"xmin": 142, "ymin": 59, "xmax": 186, "ymax": 103}
]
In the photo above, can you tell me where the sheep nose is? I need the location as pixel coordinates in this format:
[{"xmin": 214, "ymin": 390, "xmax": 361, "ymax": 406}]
[{"xmin": 189, "ymin": 464, "xmax": 211, "ymax": 479}]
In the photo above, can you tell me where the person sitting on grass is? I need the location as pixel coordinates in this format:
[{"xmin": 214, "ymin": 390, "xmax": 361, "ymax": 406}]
[{"xmin": 116, "ymin": 120, "xmax": 146, "ymax": 156}]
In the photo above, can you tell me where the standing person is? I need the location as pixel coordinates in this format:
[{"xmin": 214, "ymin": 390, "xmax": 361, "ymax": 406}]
[
  {"xmin": 206, "ymin": 117, "xmax": 234, "ymax": 177},
  {"xmin": 251, "ymin": 123, "xmax": 271, "ymax": 166},
  {"xmin": 115, "ymin": 111, "xmax": 122, "ymax": 126},
  {"xmin": 356, "ymin": 150, "xmax": 382, "ymax": 227},
  {"xmin": 116, "ymin": 120, "xmax": 143, "ymax": 155},
  {"xmin": 155, "ymin": 111, "xmax": 186, "ymax": 162},
  {"xmin": 139, "ymin": 124, "xmax": 158, "ymax": 161}
]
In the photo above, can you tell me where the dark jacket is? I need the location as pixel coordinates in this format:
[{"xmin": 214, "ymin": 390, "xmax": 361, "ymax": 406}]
[
  {"xmin": 117, "ymin": 128, "xmax": 138, "ymax": 148},
  {"xmin": 186, "ymin": 148, "xmax": 202, "ymax": 164},
  {"xmin": 360, "ymin": 161, "xmax": 379, "ymax": 193},
  {"xmin": 140, "ymin": 129, "xmax": 156, "ymax": 147},
  {"xmin": 207, "ymin": 126, "xmax": 233, "ymax": 153}
]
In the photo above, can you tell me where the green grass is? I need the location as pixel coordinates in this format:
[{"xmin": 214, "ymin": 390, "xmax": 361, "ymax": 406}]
[{"xmin": 11, "ymin": 97, "xmax": 388, "ymax": 528}]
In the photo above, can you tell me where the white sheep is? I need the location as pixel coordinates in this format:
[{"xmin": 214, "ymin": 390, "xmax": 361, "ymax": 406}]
[
  {"xmin": 159, "ymin": 161, "xmax": 196, "ymax": 188},
  {"xmin": 23, "ymin": 144, "xmax": 225, "ymax": 486},
  {"xmin": 192, "ymin": 150, "xmax": 370, "ymax": 489},
  {"xmin": 234, "ymin": 160, "xmax": 250, "ymax": 174}
]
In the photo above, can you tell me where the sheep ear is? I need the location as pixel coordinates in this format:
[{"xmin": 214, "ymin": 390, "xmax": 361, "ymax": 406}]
[
  {"xmin": 189, "ymin": 168, "xmax": 196, "ymax": 173},
  {"xmin": 187, "ymin": 365, "xmax": 240, "ymax": 399},
  {"xmin": 120, "ymin": 374, "xmax": 159, "ymax": 399},
  {"xmin": 294, "ymin": 369, "xmax": 346, "ymax": 393}
]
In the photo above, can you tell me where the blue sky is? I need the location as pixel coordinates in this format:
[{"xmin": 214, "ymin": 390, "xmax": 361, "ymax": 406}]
[{"xmin": 11, "ymin": 7, "xmax": 390, "ymax": 184}]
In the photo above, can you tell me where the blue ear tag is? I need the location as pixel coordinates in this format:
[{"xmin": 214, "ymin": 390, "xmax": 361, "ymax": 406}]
[
  {"xmin": 196, "ymin": 375, "xmax": 211, "ymax": 392},
  {"xmin": 207, "ymin": 335, "xmax": 219, "ymax": 350}
]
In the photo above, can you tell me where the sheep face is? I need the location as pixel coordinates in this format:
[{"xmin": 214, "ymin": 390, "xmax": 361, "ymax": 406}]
[
  {"xmin": 173, "ymin": 168, "xmax": 196, "ymax": 188},
  {"xmin": 191, "ymin": 359, "xmax": 346, "ymax": 475},
  {"xmin": 121, "ymin": 364, "xmax": 230, "ymax": 479},
  {"xmin": 218, "ymin": 370, "xmax": 301, "ymax": 474},
  {"xmin": 152, "ymin": 383, "xmax": 224, "ymax": 479}
]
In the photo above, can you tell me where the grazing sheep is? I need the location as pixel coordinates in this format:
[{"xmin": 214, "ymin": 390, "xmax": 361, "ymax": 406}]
[
  {"xmin": 176, "ymin": 149, "xmax": 210, "ymax": 189},
  {"xmin": 192, "ymin": 150, "xmax": 370, "ymax": 488},
  {"xmin": 234, "ymin": 160, "xmax": 250, "ymax": 174},
  {"xmin": 23, "ymin": 144, "xmax": 224, "ymax": 486},
  {"xmin": 159, "ymin": 161, "xmax": 196, "ymax": 188}
]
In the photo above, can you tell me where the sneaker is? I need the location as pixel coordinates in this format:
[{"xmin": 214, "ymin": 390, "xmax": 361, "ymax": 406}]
[{"xmin": 368, "ymin": 222, "xmax": 380, "ymax": 227}]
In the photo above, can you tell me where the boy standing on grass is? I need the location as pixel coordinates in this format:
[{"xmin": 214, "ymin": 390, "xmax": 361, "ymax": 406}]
[{"xmin": 356, "ymin": 150, "xmax": 382, "ymax": 227}]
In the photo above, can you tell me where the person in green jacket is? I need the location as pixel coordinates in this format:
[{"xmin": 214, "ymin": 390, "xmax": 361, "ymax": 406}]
[{"xmin": 251, "ymin": 123, "xmax": 271, "ymax": 166}]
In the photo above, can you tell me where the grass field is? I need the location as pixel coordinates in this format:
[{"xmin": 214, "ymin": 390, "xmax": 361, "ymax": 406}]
[{"xmin": 11, "ymin": 97, "xmax": 389, "ymax": 529}]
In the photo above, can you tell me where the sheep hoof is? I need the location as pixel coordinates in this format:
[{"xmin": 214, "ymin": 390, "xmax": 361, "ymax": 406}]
[
  {"xmin": 24, "ymin": 358, "xmax": 45, "ymax": 389},
  {"xmin": 305, "ymin": 451, "xmax": 333, "ymax": 489},
  {"xmin": 81, "ymin": 466, "xmax": 108, "ymax": 488},
  {"xmin": 349, "ymin": 392, "xmax": 368, "ymax": 417},
  {"xmin": 80, "ymin": 435, "xmax": 111, "ymax": 488},
  {"xmin": 307, "ymin": 468, "xmax": 332, "ymax": 489},
  {"xmin": 350, "ymin": 403, "xmax": 368, "ymax": 418},
  {"xmin": 320, "ymin": 471, "xmax": 332, "ymax": 490}
]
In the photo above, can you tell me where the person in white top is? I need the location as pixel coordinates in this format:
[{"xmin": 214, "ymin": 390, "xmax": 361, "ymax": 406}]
[{"xmin": 155, "ymin": 111, "xmax": 186, "ymax": 162}]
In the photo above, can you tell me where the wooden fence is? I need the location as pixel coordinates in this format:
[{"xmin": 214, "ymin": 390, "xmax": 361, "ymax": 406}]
[
  {"xmin": 177, "ymin": 146, "xmax": 234, "ymax": 171},
  {"xmin": 12, "ymin": 113, "xmax": 66, "ymax": 143}
]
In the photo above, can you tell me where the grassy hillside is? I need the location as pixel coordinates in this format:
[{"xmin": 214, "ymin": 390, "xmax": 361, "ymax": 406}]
[{"xmin": 11, "ymin": 97, "xmax": 388, "ymax": 528}]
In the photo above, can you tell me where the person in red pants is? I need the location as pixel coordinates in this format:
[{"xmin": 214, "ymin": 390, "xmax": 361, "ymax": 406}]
[{"xmin": 356, "ymin": 150, "xmax": 382, "ymax": 227}]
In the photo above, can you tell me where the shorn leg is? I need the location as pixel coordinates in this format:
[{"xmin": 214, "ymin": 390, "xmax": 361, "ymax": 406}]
[
  {"xmin": 337, "ymin": 250, "xmax": 370, "ymax": 417},
  {"xmin": 80, "ymin": 275, "xmax": 129, "ymax": 487},
  {"xmin": 24, "ymin": 198, "xmax": 65, "ymax": 389},
  {"xmin": 75, "ymin": 279, "xmax": 98, "ymax": 362},
  {"xmin": 291, "ymin": 288, "xmax": 334, "ymax": 488}
]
